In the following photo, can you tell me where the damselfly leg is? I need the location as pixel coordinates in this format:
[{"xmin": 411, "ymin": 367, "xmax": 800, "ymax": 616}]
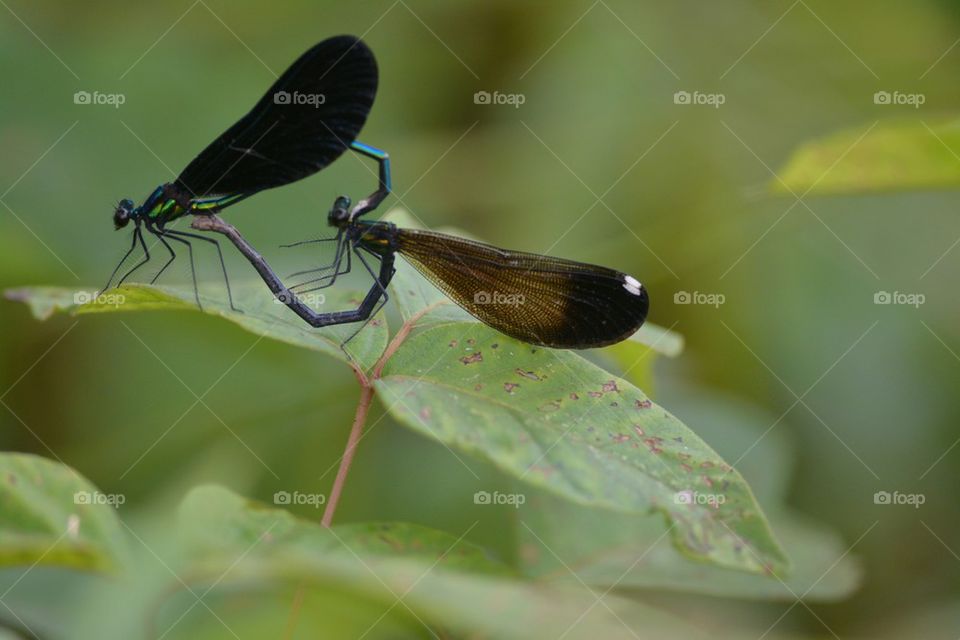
[
  {"xmin": 102, "ymin": 225, "xmax": 141, "ymax": 293},
  {"xmin": 163, "ymin": 227, "xmax": 240, "ymax": 312},
  {"xmin": 116, "ymin": 226, "xmax": 151, "ymax": 288}
]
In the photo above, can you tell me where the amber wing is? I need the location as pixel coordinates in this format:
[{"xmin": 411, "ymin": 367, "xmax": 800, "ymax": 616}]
[{"xmin": 393, "ymin": 228, "xmax": 649, "ymax": 348}]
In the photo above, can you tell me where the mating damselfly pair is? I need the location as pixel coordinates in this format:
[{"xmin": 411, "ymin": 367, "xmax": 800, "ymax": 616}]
[{"xmin": 103, "ymin": 35, "xmax": 649, "ymax": 349}]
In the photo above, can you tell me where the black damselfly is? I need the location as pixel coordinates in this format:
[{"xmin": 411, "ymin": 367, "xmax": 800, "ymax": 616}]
[{"xmin": 104, "ymin": 35, "xmax": 387, "ymax": 313}]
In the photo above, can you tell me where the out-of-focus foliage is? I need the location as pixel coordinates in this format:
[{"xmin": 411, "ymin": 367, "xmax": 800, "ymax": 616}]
[{"xmin": 775, "ymin": 118, "xmax": 960, "ymax": 194}]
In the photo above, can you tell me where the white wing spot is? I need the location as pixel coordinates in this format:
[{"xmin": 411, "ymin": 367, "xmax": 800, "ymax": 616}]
[{"xmin": 623, "ymin": 275, "xmax": 643, "ymax": 296}]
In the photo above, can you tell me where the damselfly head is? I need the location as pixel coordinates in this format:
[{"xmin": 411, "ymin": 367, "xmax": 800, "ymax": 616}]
[
  {"xmin": 328, "ymin": 195, "xmax": 352, "ymax": 228},
  {"xmin": 113, "ymin": 199, "xmax": 135, "ymax": 229}
]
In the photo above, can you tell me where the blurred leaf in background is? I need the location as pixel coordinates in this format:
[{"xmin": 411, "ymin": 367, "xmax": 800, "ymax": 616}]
[{"xmin": 774, "ymin": 117, "xmax": 960, "ymax": 194}]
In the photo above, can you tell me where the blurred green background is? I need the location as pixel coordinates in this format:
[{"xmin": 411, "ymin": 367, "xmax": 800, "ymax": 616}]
[{"xmin": 2, "ymin": 0, "xmax": 959, "ymax": 637}]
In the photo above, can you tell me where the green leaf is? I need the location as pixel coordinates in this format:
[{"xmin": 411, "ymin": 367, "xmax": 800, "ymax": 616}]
[
  {"xmin": 375, "ymin": 210, "xmax": 782, "ymax": 576},
  {"xmin": 0, "ymin": 453, "xmax": 127, "ymax": 573},
  {"xmin": 375, "ymin": 324, "xmax": 788, "ymax": 574},
  {"xmin": 368, "ymin": 214, "xmax": 782, "ymax": 573},
  {"xmin": 165, "ymin": 485, "xmax": 703, "ymax": 640},
  {"xmin": 517, "ymin": 388, "xmax": 860, "ymax": 601},
  {"xmin": 177, "ymin": 485, "xmax": 513, "ymax": 576},
  {"xmin": 775, "ymin": 118, "xmax": 960, "ymax": 195},
  {"xmin": 165, "ymin": 557, "xmax": 702, "ymax": 640},
  {"xmin": 4, "ymin": 282, "xmax": 389, "ymax": 370}
]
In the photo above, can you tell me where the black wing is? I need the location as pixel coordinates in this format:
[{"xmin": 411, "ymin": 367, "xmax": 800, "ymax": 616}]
[
  {"xmin": 393, "ymin": 229, "xmax": 649, "ymax": 349},
  {"xmin": 176, "ymin": 35, "xmax": 377, "ymax": 198}
]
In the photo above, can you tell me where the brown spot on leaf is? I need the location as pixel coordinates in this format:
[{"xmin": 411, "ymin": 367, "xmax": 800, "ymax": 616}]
[
  {"xmin": 588, "ymin": 391, "xmax": 603, "ymax": 398},
  {"xmin": 700, "ymin": 461, "xmax": 715, "ymax": 469},
  {"xmin": 459, "ymin": 352, "xmax": 483, "ymax": 365},
  {"xmin": 702, "ymin": 475, "xmax": 714, "ymax": 488},
  {"xmin": 633, "ymin": 425, "xmax": 645, "ymax": 437},
  {"xmin": 474, "ymin": 383, "xmax": 484, "ymax": 391},
  {"xmin": 378, "ymin": 533, "xmax": 405, "ymax": 551},
  {"xmin": 491, "ymin": 343, "xmax": 499, "ymax": 349},
  {"xmin": 449, "ymin": 339, "xmax": 458, "ymax": 348},
  {"xmin": 680, "ymin": 463, "xmax": 693, "ymax": 473},
  {"xmin": 515, "ymin": 368, "xmax": 542, "ymax": 381},
  {"xmin": 504, "ymin": 382, "xmax": 519, "ymax": 394},
  {"xmin": 635, "ymin": 399, "xmax": 652, "ymax": 409},
  {"xmin": 539, "ymin": 401, "xmax": 561, "ymax": 412},
  {"xmin": 569, "ymin": 393, "xmax": 580, "ymax": 400},
  {"xmin": 612, "ymin": 433, "xmax": 630, "ymax": 444},
  {"xmin": 467, "ymin": 338, "xmax": 476, "ymax": 346},
  {"xmin": 602, "ymin": 380, "xmax": 619, "ymax": 393},
  {"xmin": 419, "ymin": 407, "xmax": 431, "ymax": 421},
  {"xmin": 643, "ymin": 437, "xmax": 664, "ymax": 454}
]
